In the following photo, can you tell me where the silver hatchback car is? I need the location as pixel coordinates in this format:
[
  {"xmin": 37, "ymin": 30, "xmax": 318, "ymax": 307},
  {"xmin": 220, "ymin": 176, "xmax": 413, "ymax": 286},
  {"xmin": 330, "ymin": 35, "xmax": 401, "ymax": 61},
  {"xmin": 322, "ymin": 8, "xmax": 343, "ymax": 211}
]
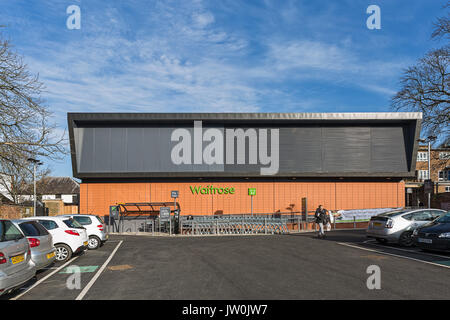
[
  {"xmin": 12, "ymin": 220, "xmax": 56, "ymax": 270},
  {"xmin": 0, "ymin": 219, "xmax": 36, "ymax": 296},
  {"xmin": 366, "ymin": 208, "xmax": 447, "ymax": 246}
]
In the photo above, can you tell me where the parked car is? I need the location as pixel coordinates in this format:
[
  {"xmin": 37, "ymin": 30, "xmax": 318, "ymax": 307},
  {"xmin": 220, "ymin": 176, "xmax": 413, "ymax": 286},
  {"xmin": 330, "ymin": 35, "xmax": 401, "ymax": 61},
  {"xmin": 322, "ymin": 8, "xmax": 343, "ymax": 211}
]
[
  {"xmin": 413, "ymin": 212, "xmax": 450, "ymax": 252},
  {"xmin": 0, "ymin": 219, "xmax": 36, "ymax": 296},
  {"xmin": 11, "ymin": 220, "xmax": 56, "ymax": 270},
  {"xmin": 22, "ymin": 217, "xmax": 88, "ymax": 262},
  {"xmin": 61, "ymin": 214, "xmax": 108, "ymax": 250},
  {"xmin": 366, "ymin": 208, "xmax": 447, "ymax": 246}
]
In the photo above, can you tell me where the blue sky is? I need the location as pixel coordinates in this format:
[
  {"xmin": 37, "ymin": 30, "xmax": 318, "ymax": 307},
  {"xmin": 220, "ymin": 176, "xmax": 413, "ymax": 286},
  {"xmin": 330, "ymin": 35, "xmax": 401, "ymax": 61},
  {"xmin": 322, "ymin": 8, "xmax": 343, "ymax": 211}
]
[{"xmin": 0, "ymin": 0, "xmax": 446, "ymax": 177}]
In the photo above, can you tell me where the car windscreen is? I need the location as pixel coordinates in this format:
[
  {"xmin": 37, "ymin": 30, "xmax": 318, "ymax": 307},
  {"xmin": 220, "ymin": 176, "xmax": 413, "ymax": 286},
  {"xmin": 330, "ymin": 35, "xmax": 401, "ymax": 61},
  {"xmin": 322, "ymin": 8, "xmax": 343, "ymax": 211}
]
[
  {"xmin": 19, "ymin": 221, "xmax": 49, "ymax": 236},
  {"xmin": 436, "ymin": 213, "xmax": 450, "ymax": 223},
  {"xmin": 0, "ymin": 220, "xmax": 25, "ymax": 242},
  {"xmin": 63, "ymin": 219, "xmax": 84, "ymax": 229}
]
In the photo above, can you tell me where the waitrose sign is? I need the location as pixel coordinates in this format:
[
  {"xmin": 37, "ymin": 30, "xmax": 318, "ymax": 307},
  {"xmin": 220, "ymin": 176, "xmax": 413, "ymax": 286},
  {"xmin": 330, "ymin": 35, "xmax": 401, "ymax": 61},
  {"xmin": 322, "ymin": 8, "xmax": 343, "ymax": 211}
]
[{"xmin": 190, "ymin": 185, "xmax": 235, "ymax": 195}]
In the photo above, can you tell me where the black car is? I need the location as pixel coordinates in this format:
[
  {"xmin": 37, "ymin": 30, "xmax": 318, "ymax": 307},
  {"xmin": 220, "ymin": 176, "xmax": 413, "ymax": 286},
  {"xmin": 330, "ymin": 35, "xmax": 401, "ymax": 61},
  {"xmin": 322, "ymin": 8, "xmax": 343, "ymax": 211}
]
[{"xmin": 413, "ymin": 212, "xmax": 450, "ymax": 251}]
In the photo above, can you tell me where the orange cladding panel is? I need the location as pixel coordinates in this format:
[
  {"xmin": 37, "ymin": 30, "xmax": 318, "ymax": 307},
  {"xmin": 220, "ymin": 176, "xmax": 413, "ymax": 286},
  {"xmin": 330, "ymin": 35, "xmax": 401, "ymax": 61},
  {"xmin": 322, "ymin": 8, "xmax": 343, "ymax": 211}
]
[{"xmin": 80, "ymin": 180, "xmax": 406, "ymax": 216}]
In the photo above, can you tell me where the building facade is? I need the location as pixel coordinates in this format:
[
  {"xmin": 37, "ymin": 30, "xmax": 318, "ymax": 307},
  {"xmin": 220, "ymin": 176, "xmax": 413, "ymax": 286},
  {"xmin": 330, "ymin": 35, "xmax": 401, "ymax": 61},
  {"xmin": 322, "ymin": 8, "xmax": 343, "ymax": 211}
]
[
  {"xmin": 406, "ymin": 144, "xmax": 450, "ymax": 209},
  {"xmin": 68, "ymin": 112, "xmax": 422, "ymax": 216}
]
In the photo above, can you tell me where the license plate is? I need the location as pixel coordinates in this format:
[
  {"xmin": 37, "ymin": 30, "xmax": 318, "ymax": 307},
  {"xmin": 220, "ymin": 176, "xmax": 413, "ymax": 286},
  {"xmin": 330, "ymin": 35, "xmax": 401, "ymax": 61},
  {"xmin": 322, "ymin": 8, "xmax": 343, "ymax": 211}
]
[
  {"xmin": 418, "ymin": 238, "xmax": 433, "ymax": 244},
  {"xmin": 47, "ymin": 252, "xmax": 55, "ymax": 259},
  {"xmin": 83, "ymin": 241, "xmax": 88, "ymax": 246},
  {"xmin": 373, "ymin": 222, "xmax": 383, "ymax": 227},
  {"xmin": 10, "ymin": 254, "xmax": 25, "ymax": 265}
]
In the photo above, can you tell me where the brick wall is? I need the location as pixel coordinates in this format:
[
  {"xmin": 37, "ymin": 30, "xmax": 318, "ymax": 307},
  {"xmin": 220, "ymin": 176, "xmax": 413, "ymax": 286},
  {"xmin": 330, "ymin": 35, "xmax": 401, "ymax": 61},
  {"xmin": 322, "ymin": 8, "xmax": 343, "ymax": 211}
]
[{"xmin": 0, "ymin": 205, "xmax": 24, "ymax": 219}]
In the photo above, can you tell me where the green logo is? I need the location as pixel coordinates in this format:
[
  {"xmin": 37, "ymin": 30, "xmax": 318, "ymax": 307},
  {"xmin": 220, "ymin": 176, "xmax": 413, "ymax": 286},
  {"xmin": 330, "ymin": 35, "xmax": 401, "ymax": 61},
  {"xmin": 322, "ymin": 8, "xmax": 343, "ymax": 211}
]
[
  {"xmin": 190, "ymin": 185, "xmax": 235, "ymax": 195},
  {"xmin": 248, "ymin": 188, "xmax": 256, "ymax": 196}
]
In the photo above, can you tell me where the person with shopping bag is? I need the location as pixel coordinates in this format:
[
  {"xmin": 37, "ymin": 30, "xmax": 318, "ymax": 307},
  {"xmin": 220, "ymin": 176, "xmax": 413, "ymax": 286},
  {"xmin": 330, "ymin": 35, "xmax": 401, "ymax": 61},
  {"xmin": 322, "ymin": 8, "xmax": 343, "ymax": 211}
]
[{"xmin": 314, "ymin": 205, "xmax": 330, "ymax": 239}]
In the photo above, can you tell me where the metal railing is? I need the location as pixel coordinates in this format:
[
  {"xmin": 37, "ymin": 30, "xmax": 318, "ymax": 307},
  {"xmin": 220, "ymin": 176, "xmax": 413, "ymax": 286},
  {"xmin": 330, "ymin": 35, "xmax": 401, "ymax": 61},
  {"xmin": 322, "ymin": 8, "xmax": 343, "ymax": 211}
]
[{"xmin": 180, "ymin": 215, "xmax": 289, "ymax": 235}]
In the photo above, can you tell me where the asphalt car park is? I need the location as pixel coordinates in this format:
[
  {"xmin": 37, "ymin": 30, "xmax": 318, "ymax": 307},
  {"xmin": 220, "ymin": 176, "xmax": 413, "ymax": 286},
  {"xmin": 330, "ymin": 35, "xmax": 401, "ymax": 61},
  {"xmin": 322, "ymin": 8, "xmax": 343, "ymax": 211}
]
[{"xmin": 2, "ymin": 230, "xmax": 450, "ymax": 300}]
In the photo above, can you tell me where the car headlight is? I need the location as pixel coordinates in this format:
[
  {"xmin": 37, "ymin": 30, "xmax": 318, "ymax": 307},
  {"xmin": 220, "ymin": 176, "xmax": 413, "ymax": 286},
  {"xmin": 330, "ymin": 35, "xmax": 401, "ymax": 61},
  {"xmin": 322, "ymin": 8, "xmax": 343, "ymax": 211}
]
[
  {"xmin": 438, "ymin": 232, "xmax": 450, "ymax": 238},
  {"xmin": 413, "ymin": 229, "xmax": 419, "ymax": 236}
]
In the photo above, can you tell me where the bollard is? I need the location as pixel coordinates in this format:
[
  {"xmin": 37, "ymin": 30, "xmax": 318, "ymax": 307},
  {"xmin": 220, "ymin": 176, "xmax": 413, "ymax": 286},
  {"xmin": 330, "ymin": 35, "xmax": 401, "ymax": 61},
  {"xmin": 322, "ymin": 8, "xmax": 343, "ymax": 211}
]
[
  {"xmin": 353, "ymin": 216, "xmax": 356, "ymax": 229},
  {"xmin": 264, "ymin": 218, "xmax": 267, "ymax": 234},
  {"xmin": 298, "ymin": 216, "xmax": 300, "ymax": 232}
]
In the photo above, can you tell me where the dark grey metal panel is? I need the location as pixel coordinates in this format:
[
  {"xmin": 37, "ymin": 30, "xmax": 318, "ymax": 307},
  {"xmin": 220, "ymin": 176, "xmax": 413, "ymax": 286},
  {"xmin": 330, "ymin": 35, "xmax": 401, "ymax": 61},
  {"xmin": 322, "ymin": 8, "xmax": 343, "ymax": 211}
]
[
  {"xmin": 371, "ymin": 127, "xmax": 407, "ymax": 172},
  {"xmin": 323, "ymin": 127, "xmax": 371, "ymax": 172},
  {"xmin": 278, "ymin": 127, "xmax": 322, "ymax": 173},
  {"xmin": 68, "ymin": 113, "xmax": 422, "ymax": 178},
  {"xmin": 93, "ymin": 128, "xmax": 111, "ymax": 172}
]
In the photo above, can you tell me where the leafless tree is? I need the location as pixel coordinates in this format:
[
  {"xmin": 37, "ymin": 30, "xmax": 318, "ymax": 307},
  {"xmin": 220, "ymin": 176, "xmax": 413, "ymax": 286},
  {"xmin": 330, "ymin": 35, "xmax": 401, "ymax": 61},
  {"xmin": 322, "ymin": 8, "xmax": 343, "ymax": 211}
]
[
  {"xmin": 392, "ymin": 4, "xmax": 450, "ymax": 141},
  {"xmin": 431, "ymin": 2, "xmax": 450, "ymax": 40},
  {"xmin": 0, "ymin": 34, "xmax": 66, "ymax": 175},
  {"xmin": 0, "ymin": 153, "xmax": 50, "ymax": 204}
]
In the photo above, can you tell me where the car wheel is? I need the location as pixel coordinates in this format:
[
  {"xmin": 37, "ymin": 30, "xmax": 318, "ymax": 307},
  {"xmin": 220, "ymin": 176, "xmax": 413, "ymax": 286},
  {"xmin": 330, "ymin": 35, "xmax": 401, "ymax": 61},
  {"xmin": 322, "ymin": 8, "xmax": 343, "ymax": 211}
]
[
  {"xmin": 88, "ymin": 236, "xmax": 100, "ymax": 250},
  {"xmin": 55, "ymin": 244, "xmax": 72, "ymax": 262},
  {"xmin": 399, "ymin": 231, "xmax": 414, "ymax": 247},
  {"xmin": 375, "ymin": 238, "xmax": 387, "ymax": 244}
]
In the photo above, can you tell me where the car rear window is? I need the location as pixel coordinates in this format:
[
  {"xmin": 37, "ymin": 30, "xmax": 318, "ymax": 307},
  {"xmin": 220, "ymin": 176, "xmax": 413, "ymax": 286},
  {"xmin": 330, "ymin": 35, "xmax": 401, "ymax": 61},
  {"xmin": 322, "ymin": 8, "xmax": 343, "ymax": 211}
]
[
  {"xmin": 38, "ymin": 220, "xmax": 59, "ymax": 230},
  {"xmin": 96, "ymin": 216, "xmax": 104, "ymax": 224},
  {"xmin": 0, "ymin": 220, "xmax": 24, "ymax": 242},
  {"xmin": 379, "ymin": 210, "xmax": 410, "ymax": 217},
  {"xmin": 63, "ymin": 219, "xmax": 84, "ymax": 229},
  {"xmin": 73, "ymin": 216, "xmax": 92, "ymax": 225},
  {"xmin": 19, "ymin": 221, "xmax": 49, "ymax": 236}
]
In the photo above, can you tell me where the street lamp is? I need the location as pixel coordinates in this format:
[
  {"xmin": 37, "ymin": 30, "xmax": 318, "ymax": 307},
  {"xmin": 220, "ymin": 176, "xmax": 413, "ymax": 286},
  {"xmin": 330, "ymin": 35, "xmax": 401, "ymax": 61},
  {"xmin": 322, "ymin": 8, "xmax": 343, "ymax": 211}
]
[{"xmin": 27, "ymin": 158, "xmax": 43, "ymax": 216}]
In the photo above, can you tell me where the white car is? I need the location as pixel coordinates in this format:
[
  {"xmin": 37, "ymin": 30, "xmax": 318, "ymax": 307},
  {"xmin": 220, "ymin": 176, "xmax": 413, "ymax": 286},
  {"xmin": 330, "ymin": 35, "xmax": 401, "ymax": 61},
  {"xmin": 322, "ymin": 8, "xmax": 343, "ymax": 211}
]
[
  {"xmin": 62, "ymin": 214, "xmax": 108, "ymax": 250},
  {"xmin": 22, "ymin": 217, "xmax": 88, "ymax": 262}
]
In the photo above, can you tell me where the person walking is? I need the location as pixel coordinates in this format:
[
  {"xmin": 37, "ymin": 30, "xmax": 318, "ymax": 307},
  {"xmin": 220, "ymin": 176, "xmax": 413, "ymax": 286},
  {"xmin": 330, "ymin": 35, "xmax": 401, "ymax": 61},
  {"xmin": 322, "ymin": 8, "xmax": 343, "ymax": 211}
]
[{"xmin": 315, "ymin": 205, "xmax": 328, "ymax": 238}]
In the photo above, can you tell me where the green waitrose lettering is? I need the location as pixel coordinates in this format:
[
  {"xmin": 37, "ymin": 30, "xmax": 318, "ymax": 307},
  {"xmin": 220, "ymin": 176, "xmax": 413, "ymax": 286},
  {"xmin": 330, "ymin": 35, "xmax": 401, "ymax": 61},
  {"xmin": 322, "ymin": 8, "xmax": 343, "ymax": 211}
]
[{"xmin": 189, "ymin": 185, "xmax": 235, "ymax": 195}]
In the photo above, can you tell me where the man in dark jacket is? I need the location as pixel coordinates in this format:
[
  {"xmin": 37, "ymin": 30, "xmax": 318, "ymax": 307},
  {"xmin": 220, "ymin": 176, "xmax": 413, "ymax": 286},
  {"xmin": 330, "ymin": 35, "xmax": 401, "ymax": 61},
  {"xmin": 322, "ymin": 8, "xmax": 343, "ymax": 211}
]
[{"xmin": 315, "ymin": 205, "xmax": 328, "ymax": 238}]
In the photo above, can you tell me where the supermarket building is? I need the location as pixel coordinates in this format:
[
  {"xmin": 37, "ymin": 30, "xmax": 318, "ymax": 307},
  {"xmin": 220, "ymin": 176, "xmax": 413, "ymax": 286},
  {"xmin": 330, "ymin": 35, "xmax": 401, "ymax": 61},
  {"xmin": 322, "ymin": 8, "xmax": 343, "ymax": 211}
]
[{"xmin": 68, "ymin": 112, "xmax": 422, "ymax": 216}]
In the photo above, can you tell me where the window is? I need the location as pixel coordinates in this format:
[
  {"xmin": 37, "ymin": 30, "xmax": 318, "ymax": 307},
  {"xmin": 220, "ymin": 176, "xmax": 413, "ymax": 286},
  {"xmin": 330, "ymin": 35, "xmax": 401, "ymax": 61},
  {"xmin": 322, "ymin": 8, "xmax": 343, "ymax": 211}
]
[
  {"xmin": 0, "ymin": 220, "xmax": 24, "ymax": 242},
  {"xmin": 446, "ymin": 186, "xmax": 450, "ymax": 193},
  {"xmin": 429, "ymin": 210, "xmax": 446, "ymax": 219},
  {"xmin": 412, "ymin": 211, "xmax": 434, "ymax": 221},
  {"xmin": 73, "ymin": 216, "xmax": 92, "ymax": 225},
  {"xmin": 19, "ymin": 221, "xmax": 49, "ymax": 236},
  {"xmin": 439, "ymin": 170, "xmax": 450, "ymax": 181},
  {"xmin": 38, "ymin": 220, "xmax": 58, "ymax": 230},
  {"xmin": 418, "ymin": 170, "xmax": 429, "ymax": 181},
  {"xmin": 417, "ymin": 152, "xmax": 428, "ymax": 161},
  {"xmin": 439, "ymin": 152, "xmax": 450, "ymax": 160},
  {"xmin": 63, "ymin": 219, "xmax": 84, "ymax": 229}
]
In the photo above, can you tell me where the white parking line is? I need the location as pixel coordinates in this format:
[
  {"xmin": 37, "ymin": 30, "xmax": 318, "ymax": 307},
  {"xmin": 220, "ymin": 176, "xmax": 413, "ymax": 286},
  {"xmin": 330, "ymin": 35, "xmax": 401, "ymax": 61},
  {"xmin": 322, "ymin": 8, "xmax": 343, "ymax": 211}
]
[
  {"xmin": 363, "ymin": 240, "xmax": 450, "ymax": 259},
  {"xmin": 75, "ymin": 240, "xmax": 123, "ymax": 300},
  {"xmin": 10, "ymin": 256, "xmax": 79, "ymax": 300},
  {"xmin": 338, "ymin": 242, "xmax": 450, "ymax": 270}
]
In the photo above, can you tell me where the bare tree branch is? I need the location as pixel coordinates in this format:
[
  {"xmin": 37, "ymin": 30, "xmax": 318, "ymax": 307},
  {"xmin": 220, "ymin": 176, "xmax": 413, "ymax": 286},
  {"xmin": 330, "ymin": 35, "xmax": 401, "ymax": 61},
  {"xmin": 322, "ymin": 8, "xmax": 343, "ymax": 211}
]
[
  {"xmin": 391, "ymin": 46, "xmax": 450, "ymax": 140},
  {"xmin": 0, "ymin": 33, "xmax": 66, "ymax": 174}
]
